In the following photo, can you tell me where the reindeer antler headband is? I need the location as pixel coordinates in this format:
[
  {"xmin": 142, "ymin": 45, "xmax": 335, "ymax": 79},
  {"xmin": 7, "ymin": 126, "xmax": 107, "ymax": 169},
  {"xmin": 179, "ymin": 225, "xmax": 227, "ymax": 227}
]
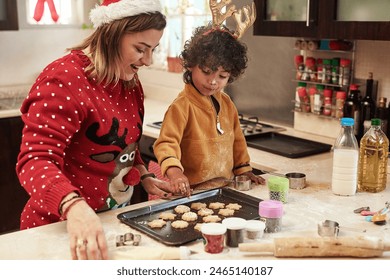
[{"xmin": 209, "ymin": 0, "xmax": 256, "ymax": 39}]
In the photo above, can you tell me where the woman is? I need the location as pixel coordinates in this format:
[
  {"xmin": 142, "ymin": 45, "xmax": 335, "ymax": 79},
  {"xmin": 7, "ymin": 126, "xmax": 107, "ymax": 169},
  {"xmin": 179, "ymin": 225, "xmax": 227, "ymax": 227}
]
[{"xmin": 16, "ymin": 0, "xmax": 172, "ymax": 260}]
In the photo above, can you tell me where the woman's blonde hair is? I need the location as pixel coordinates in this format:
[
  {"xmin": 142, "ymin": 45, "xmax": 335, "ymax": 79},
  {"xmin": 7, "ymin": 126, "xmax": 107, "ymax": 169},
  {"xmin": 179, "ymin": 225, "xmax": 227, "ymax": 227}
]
[{"xmin": 70, "ymin": 12, "xmax": 166, "ymax": 88}]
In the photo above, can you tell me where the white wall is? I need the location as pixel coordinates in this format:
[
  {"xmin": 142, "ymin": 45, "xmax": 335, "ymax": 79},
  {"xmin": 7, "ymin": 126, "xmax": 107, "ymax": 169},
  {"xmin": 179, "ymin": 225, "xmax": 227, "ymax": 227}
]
[{"xmin": 0, "ymin": 28, "xmax": 92, "ymax": 85}]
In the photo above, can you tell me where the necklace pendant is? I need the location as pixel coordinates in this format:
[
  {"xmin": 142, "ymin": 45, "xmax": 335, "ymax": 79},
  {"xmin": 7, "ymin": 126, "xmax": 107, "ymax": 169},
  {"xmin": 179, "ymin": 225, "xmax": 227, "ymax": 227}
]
[{"xmin": 217, "ymin": 121, "xmax": 224, "ymax": 135}]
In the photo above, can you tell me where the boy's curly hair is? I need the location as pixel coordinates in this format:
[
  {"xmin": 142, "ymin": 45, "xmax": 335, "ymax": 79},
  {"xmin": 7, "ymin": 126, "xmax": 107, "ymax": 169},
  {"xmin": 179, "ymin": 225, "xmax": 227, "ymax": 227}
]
[{"xmin": 180, "ymin": 24, "xmax": 248, "ymax": 84}]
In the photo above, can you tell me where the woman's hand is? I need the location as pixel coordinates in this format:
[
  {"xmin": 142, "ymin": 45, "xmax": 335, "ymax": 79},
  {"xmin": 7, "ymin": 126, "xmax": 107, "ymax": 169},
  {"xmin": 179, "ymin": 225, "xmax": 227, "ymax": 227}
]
[
  {"xmin": 141, "ymin": 176, "xmax": 175, "ymax": 198},
  {"xmin": 65, "ymin": 200, "xmax": 108, "ymax": 260},
  {"xmin": 241, "ymin": 171, "xmax": 266, "ymax": 185}
]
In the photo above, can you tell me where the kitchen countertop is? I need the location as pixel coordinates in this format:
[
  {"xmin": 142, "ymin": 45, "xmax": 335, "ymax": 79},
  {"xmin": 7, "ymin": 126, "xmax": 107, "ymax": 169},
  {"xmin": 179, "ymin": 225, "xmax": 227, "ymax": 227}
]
[{"xmin": 0, "ymin": 97, "xmax": 389, "ymax": 260}]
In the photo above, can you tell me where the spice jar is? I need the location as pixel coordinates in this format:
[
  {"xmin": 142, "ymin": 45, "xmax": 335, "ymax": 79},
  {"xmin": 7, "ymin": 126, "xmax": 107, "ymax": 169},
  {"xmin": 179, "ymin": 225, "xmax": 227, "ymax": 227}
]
[
  {"xmin": 201, "ymin": 223, "xmax": 227, "ymax": 254},
  {"xmin": 339, "ymin": 58, "xmax": 351, "ymax": 86},
  {"xmin": 244, "ymin": 220, "xmax": 265, "ymax": 242},
  {"xmin": 323, "ymin": 89, "xmax": 333, "ymax": 116},
  {"xmin": 222, "ymin": 217, "xmax": 247, "ymax": 247},
  {"xmin": 294, "ymin": 55, "xmax": 304, "ymax": 80},
  {"xmin": 335, "ymin": 91, "xmax": 347, "ymax": 119},
  {"xmin": 259, "ymin": 200, "xmax": 283, "ymax": 233},
  {"xmin": 267, "ymin": 176, "xmax": 289, "ymax": 203},
  {"xmin": 297, "ymin": 86, "xmax": 310, "ymax": 113}
]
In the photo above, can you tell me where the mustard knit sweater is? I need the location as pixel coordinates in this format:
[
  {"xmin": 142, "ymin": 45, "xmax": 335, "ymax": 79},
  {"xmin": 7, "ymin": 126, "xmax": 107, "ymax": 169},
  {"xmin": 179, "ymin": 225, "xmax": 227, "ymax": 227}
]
[{"xmin": 153, "ymin": 83, "xmax": 252, "ymax": 185}]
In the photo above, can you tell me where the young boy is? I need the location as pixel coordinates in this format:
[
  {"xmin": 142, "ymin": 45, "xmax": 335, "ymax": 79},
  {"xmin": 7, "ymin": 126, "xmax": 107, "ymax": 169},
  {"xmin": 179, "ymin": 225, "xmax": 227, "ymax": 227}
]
[{"xmin": 153, "ymin": 24, "xmax": 265, "ymax": 196}]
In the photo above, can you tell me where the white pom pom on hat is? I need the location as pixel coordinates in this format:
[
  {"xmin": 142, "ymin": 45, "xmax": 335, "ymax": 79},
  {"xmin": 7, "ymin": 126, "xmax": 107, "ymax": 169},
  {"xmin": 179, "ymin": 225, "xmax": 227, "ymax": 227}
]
[{"xmin": 90, "ymin": 0, "xmax": 162, "ymax": 28}]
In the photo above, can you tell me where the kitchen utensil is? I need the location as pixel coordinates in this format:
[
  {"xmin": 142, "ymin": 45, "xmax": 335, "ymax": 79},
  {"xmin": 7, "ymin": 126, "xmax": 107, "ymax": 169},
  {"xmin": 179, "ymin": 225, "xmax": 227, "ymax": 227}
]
[
  {"xmin": 234, "ymin": 175, "xmax": 251, "ymax": 191},
  {"xmin": 317, "ymin": 219, "xmax": 366, "ymax": 237},
  {"xmin": 261, "ymin": 170, "xmax": 306, "ymax": 189},
  {"xmin": 110, "ymin": 246, "xmax": 195, "ymax": 260},
  {"xmin": 239, "ymin": 236, "xmax": 390, "ymax": 258}
]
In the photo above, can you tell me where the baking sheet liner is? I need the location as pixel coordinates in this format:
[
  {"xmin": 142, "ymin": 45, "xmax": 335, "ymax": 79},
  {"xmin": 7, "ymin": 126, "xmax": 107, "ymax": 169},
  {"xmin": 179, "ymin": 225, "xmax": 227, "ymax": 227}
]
[{"xmin": 117, "ymin": 188, "xmax": 262, "ymax": 246}]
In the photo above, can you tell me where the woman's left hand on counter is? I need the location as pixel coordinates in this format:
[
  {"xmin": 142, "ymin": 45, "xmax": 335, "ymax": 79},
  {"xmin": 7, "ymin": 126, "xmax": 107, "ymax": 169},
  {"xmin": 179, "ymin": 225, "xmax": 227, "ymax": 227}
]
[{"xmin": 66, "ymin": 201, "xmax": 108, "ymax": 260}]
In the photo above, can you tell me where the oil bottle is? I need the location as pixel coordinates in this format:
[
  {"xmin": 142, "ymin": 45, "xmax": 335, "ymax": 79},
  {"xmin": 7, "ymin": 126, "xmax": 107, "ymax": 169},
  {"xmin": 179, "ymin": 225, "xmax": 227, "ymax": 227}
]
[{"xmin": 358, "ymin": 118, "xmax": 389, "ymax": 193}]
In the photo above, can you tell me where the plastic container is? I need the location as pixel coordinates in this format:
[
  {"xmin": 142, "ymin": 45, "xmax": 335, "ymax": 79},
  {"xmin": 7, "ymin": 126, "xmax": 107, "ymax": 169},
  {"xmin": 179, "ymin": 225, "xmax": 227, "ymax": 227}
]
[
  {"xmin": 259, "ymin": 200, "xmax": 283, "ymax": 233},
  {"xmin": 358, "ymin": 118, "xmax": 389, "ymax": 193},
  {"xmin": 331, "ymin": 117, "xmax": 359, "ymax": 196},
  {"xmin": 201, "ymin": 223, "xmax": 227, "ymax": 254},
  {"xmin": 244, "ymin": 220, "xmax": 265, "ymax": 242},
  {"xmin": 267, "ymin": 176, "xmax": 289, "ymax": 203},
  {"xmin": 222, "ymin": 217, "xmax": 247, "ymax": 247}
]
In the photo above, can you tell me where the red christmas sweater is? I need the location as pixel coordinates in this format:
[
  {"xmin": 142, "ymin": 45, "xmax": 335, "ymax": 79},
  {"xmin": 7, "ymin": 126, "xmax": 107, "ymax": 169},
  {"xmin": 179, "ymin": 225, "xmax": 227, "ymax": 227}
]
[{"xmin": 16, "ymin": 50, "xmax": 145, "ymax": 229}]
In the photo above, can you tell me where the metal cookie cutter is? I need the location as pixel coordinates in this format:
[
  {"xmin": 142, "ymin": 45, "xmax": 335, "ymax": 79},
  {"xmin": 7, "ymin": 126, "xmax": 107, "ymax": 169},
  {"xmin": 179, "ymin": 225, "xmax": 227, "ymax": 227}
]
[{"xmin": 116, "ymin": 232, "xmax": 141, "ymax": 247}]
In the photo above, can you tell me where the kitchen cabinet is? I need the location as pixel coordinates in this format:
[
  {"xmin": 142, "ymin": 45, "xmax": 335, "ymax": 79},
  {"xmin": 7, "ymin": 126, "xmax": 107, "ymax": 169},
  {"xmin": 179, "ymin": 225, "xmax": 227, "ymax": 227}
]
[
  {"xmin": 321, "ymin": 0, "xmax": 390, "ymax": 41},
  {"xmin": 253, "ymin": 0, "xmax": 319, "ymax": 38},
  {"xmin": 253, "ymin": 0, "xmax": 390, "ymax": 40},
  {"xmin": 0, "ymin": 0, "xmax": 18, "ymax": 30},
  {"xmin": 0, "ymin": 116, "xmax": 29, "ymax": 234}
]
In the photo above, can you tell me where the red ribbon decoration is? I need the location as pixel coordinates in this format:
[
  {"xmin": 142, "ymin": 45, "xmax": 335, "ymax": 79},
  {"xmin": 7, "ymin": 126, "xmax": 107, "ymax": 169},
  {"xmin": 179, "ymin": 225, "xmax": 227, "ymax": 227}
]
[{"xmin": 33, "ymin": 0, "xmax": 59, "ymax": 22}]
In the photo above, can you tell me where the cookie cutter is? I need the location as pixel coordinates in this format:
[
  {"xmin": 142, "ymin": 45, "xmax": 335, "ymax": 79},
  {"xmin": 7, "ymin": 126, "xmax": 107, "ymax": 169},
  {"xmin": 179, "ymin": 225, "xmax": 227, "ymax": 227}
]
[{"xmin": 116, "ymin": 232, "xmax": 141, "ymax": 247}]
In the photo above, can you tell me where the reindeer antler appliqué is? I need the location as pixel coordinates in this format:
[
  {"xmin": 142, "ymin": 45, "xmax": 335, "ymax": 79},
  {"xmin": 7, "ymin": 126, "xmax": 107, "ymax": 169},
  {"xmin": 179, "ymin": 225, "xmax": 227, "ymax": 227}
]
[
  {"xmin": 209, "ymin": 0, "xmax": 236, "ymax": 27},
  {"xmin": 209, "ymin": 0, "xmax": 256, "ymax": 39},
  {"xmin": 233, "ymin": 2, "xmax": 256, "ymax": 39}
]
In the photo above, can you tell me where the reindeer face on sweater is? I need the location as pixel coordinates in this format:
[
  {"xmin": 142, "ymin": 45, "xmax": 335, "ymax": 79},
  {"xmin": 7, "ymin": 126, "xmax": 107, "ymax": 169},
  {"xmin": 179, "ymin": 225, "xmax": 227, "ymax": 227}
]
[{"xmin": 86, "ymin": 117, "xmax": 141, "ymax": 209}]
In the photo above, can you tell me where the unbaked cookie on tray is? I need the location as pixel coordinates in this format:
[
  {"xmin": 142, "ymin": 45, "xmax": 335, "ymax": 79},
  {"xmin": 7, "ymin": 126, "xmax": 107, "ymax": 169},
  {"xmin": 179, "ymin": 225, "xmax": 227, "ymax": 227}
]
[
  {"xmin": 218, "ymin": 208, "xmax": 235, "ymax": 217},
  {"xmin": 147, "ymin": 219, "xmax": 167, "ymax": 228},
  {"xmin": 171, "ymin": 220, "xmax": 189, "ymax": 229},
  {"xmin": 209, "ymin": 202, "xmax": 225, "ymax": 210},
  {"xmin": 174, "ymin": 205, "xmax": 191, "ymax": 214},
  {"xmin": 225, "ymin": 203, "xmax": 242, "ymax": 210},
  {"xmin": 197, "ymin": 208, "xmax": 214, "ymax": 217},
  {"xmin": 181, "ymin": 211, "xmax": 198, "ymax": 222},
  {"xmin": 158, "ymin": 212, "xmax": 177, "ymax": 220},
  {"xmin": 203, "ymin": 215, "xmax": 221, "ymax": 223},
  {"xmin": 190, "ymin": 202, "xmax": 207, "ymax": 210}
]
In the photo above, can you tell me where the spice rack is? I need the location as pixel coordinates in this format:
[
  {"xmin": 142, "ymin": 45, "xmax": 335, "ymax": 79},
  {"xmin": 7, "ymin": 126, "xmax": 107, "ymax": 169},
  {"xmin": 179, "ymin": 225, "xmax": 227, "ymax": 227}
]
[{"xmin": 292, "ymin": 39, "xmax": 356, "ymax": 120}]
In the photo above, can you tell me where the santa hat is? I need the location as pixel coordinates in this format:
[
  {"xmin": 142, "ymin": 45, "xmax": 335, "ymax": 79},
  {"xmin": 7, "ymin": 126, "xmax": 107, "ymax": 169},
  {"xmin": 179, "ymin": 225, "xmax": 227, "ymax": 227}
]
[{"xmin": 90, "ymin": 0, "xmax": 162, "ymax": 28}]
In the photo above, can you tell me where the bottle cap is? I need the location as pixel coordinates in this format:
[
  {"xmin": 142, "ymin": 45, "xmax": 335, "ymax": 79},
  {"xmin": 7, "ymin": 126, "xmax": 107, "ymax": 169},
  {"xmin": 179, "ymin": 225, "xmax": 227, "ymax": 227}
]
[
  {"xmin": 309, "ymin": 87, "xmax": 317, "ymax": 95},
  {"xmin": 336, "ymin": 91, "xmax": 347, "ymax": 99},
  {"xmin": 340, "ymin": 58, "xmax": 351, "ymax": 67},
  {"xmin": 350, "ymin": 84, "xmax": 359, "ymax": 90},
  {"xmin": 298, "ymin": 82, "xmax": 307, "ymax": 87},
  {"xmin": 371, "ymin": 118, "xmax": 381, "ymax": 126},
  {"xmin": 341, "ymin": 117, "xmax": 354, "ymax": 126},
  {"xmin": 259, "ymin": 200, "xmax": 283, "ymax": 218},
  {"xmin": 297, "ymin": 87, "xmax": 307, "ymax": 97},
  {"xmin": 323, "ymin": 89, "xmax": 332, "ymax": 97},
  {"xmin": 294, "ymin": 55, "xmax": 304, "ymax": 64}
]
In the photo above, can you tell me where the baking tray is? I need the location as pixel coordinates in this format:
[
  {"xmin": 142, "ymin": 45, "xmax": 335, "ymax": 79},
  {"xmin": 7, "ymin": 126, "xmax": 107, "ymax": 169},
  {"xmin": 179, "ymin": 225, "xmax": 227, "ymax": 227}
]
[
  {"xmin": 245, "ymin": 132, "xmax": 332, "ymax": 158},
  {"xmin": 117, "ymin": 188, "xmax": 262, "ymax": 246}
]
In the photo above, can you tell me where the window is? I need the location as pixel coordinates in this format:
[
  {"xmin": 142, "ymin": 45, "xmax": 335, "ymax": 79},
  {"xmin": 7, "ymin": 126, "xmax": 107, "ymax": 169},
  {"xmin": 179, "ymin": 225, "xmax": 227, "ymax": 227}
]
[
  {"xmin": 154, "ymin": 0, "xmax": 212, "ymax": 71},
  {"xmin": 18, "ymin": 0, "xmax": 97, "ymax": 28}
]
